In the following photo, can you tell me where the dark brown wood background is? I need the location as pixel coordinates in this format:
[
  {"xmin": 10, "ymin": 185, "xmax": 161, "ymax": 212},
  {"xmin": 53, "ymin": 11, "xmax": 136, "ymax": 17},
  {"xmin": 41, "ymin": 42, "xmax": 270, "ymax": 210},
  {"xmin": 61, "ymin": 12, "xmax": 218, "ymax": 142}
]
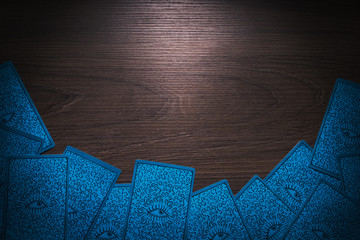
[{"xmin": 1, "ymin": 0, "xmax": 359, "ymax": 193}]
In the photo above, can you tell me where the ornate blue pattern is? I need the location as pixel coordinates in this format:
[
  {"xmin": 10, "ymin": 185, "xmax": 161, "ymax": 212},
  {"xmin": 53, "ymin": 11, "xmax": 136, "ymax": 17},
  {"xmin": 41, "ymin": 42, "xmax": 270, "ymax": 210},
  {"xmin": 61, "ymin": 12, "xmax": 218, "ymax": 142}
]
[
  {"xmin": 338, "ymin": 154, "xmax": 360, "ymax": 204},
  {"xmin": 85, "ymin": 184, "xmax": 131, "ymax": 240},
  {"xmin": 265, "ymin": 141, "xmax": 341, "ymax": 212},
  {"xmin": 311, "ymin": 79, "xmax": 360, "ymax": 178},
  {"xmin": 235, "ymin": 176, "xmax": 295, "ymax": 240},
  {"xmin": 1, "ymin": 64, "xmax": 360, "ymax": 239},
  {"xmin": 0, "ymin": 125, "xmax": 44, "ymax": 236},
  {"xmin": 124, "ymin": 160, "xmax": 194, "ymax": 240},
  {"xmin": 186, "ymin": 180, "xmax": 251, "ymax": 240},
  {"xmin": 0, "ymin": 61, "xmax": 54, "ymax": 152},
  {"xmin": 4, "ymin": 155, "xmax": 68, "ymax": 240},
  {"xmin": 64, "ymin": 146, "xmax": 121, "ymax": 240},
  {"xmin": 283, "ymin": 180, "xmax": 360, "ymax": 239}
]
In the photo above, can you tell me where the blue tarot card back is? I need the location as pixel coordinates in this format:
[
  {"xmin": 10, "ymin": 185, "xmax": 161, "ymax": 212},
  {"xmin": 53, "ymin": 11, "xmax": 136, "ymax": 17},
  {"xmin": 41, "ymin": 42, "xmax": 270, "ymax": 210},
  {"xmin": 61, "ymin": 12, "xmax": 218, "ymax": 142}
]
[
  {"xmin": 311, "ymin": 79, "xmax": 360, "ymax": 178},
  {"xmin": 235, "ymin": 176, "xmax": 295, "ymax": 240},
  {"xmin": 0, "ymin": 125, "xmax": 44, "ymax": 236},
  {"xmin": 124, "ymin": 160, "xmax": 195, "ymax": 240},
  {"xmin": 186, "ymin": 179, "xmax": 251, "ymax": 240},
  {"xmin": 4, "ymin": 155, "xmax": 68, "ymax": 240},
  {"xmin": 64, "ymin": 146, "xmax": 121, "ymax": 240},
  {"xmin": 265, "ymin": 140, "xmax": 341, "ymax": 212},
  {"xmin": 338, "ymin": 154, "xmax": 360, "ymax": 204},
  {"xmin": 0, "ymin": 61, "xmax": 54, "ymax": 152},
  {"xmin": 283, "ymin": 180, "xmax": 360, "ymax": 239},
  {"xmin": 85, "ymin": 184, "xmax": 131, "ymax": 240}
]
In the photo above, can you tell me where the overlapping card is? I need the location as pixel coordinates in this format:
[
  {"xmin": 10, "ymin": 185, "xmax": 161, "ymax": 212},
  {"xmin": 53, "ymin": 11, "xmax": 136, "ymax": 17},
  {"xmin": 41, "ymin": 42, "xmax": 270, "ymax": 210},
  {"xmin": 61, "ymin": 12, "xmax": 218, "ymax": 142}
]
[
  {"xmin": 85, "ymin": 184, "xmax": 131, "ymax": 240},
  {"xmin": 283, "ymin": 180, "xmax": 360, "ymax": 239},
  {"xmin": 186, "ymin": 180, "xmax": 250, "ymax": 239},
  {"xmin": 124, "ymin": 160, "xmax": 194, "ymax": 240},
  {"xmin": 64, "ymin": 146, "xmax": 121, "ymax": 240},
  {"xmin": 0, "ymin": 125, "xmax": 44, "ymax": 236},
  {"xmin": 264, "ymin": 140, "xmax": 341, "ymax": 212},
  {"xmin": 338, "ymin": 154, "xmax": 360, "ymax": 204},
  {"xmin": 0, "ymin": 61, "xmax": 54, "ymax": 152},
  {"xmin": 1, "ymin": 62, "xmax": 359, "ymax": 239},
  {"xmin": 311, "ymin": 79, "xmax": 360, "ymax": 178},
  {"xmin": 4, "ymin": 155, "xmax": 68, "ymax": 240},
  {"xmin": 235, "ymin": 176, "xmax": 295, "ymax": 239}
]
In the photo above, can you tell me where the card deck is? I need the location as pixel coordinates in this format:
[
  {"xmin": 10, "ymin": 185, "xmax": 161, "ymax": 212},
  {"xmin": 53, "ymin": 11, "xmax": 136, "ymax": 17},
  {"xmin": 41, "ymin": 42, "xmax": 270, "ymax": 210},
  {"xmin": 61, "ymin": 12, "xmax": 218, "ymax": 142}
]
[
  {"xmin": 0, "ymin": 61, "xmax": 54, "ymax": 152},
  {"xmin": 4, "ymin": 155, "xmax": 68, "ymax": 240},
  {"xmin": 0, "ymin": 125, "xmax": 44, "ymax": 236},
  {"xmin": 64, "ymin": 146, "xmax": 121, "ymax": 240},
  {"xmin": 265, "ymin": 140, "xmax": 341, "ymax": 212},
  {"xmin": 311, "ymin": 79, "xmax": 360, "ymax": 178},
  {"xmin": 283, "ymin": 180, "xmax": 360, "ymax": 239},
  {"xmin": 186, "ymin": 179, "xmax": 251, "ymax": 240},
  {"xmin": 124, "ymin": 160, "xmax": 195, "ymax": 240},
  {"xmin": 235, "ymin": 176, "xmax": 295, "ymax": 240},
  {"xmin": 85, "ymin": 184, "xmax": 131, "ymax": 240},
  {"xmin": 2, "ymin": 62, "xmax": 359, "ymax": 239}
]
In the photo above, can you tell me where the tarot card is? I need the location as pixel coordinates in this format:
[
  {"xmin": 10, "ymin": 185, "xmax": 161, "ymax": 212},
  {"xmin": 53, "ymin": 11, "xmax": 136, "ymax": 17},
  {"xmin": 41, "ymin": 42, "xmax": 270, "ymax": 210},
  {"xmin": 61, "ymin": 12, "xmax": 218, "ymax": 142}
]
[
  {"xmin": 0, "ymin": 125, "xmax": 44, "ymax": 236},
  {"xmin": 64, "ymin": 146, "xmax": 121, "ymax": 240},
  {"xmin": 235, "ymin": 176, "xmax": 295, "ymax": 240},
  {"xmin": 283, "ymin": 180, "xmax": 360, "ymax": 239},
  {"xmin": 311, "ymin": 79, "xmax": 360, "ymax": 178},
  {"xmin": 4, "ymin": 155, "xmax": 68, "ymax": 240},
  {"xmin": 85, "ymin": 184, "xmax": 131, "ymax": 240},
  {"xmin": 265, "ymin": 140, "xmax": 341, "ymax": 212},
  {"xmin": 124, "ymin": 160, "xmax": 195, "ymax": 240},
  {"xmin": 0, "ymin": 61, "xmax": 54, "ymax": 152},
  {"xmin": 338, "ymin": 154, "xmax": 360, "ymax": 204},
  {"xmin": 186, "ymin": 179, "xmax": 251, "ymax": 240}
]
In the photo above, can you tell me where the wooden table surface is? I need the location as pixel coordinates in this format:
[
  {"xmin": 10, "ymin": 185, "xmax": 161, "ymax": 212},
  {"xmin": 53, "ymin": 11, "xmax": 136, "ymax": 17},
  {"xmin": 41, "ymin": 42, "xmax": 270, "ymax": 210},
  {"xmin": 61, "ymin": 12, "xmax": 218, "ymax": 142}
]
[{"xmin": 1, "ymin": 1, "xmax": 359, "ymax": 193}]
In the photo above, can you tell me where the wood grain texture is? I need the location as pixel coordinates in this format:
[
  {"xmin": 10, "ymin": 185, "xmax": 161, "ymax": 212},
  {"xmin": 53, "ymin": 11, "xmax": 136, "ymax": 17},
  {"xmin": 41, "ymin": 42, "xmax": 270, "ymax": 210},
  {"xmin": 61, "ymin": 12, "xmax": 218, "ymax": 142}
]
[{"xmin": 1, "ymin": 0, "xmax": 360, "ymax": 193}]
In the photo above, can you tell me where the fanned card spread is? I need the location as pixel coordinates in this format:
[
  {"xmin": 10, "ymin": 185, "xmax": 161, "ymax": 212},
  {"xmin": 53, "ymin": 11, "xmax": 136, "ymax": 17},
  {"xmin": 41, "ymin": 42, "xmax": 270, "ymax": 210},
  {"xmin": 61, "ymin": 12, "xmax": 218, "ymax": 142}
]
[
  {"xmin": 4, "ymin": 155, "xmax": 68, "ymax": 240},
  {"xmin": 186, "ymin": 180, "xmax": 251, "ymax": 240},
  {"xmin": 311, "ymin": 79, "xmax": 360, "ymax": 178},
  {"xmin": 63, "ymin": 146, "xmax": 121, "ymax": 240},
  {"xmin": 85, "ymin": 184, "xmax": 131, "ymax": 240},
  {"xmin": 124, "ymin": 160, "xmax": 195, "ymax": 240},
  {"xmin": 0, "ymin": 125, "xmax": 44, "ymax": 236},
  {"xmin": 0, "ymin": 61, "xmax": 54, "ymax": 152},
  {"xmin": 1, "ymin": 62, "xmax": 360, "ymax": 239}
]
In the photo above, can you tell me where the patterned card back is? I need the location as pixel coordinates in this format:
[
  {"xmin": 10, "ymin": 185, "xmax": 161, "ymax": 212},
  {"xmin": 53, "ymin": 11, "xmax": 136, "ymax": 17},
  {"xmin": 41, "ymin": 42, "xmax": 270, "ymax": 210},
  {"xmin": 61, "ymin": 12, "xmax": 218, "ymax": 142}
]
[
  {"xmin": 265, "ymin": 140, "xmax": 341, "ymax": 212},
  {"xmin": 235, "ymin": 176, "xmax": 295, "ymax": 240},
  {"xmin": 338, "ymin": 154, "xmax": 360, "ymax": 204},
  {"xmin": 124, "ymin": 160, "xmax": 194, "ymax": 240},
  {"xmin": 64, "ymin": 146, "xmax": 121, "ymax": 240},
  {"xmin": 85, "ymin": 184, "xmax": 131, "ymax": 240},
  {"xmin": 0, "ymin": 61, "xmax": 54, "ymax": 152},
  {"xmin": 283, "ymin": 180, "xmax": 360, "ymax": 239},
  {"xmin": 0, "ymin": 125, "xmax": 44, "ymax": 236},
  {"xmin": 4, "ymin": 155, "xmax": 68, "ymax": 240},
  {"xmin": 186, "ymin": 180, "xmax": 251, "ymax": 240},
  {"xmin": 311, "ymin": 79, "xmax": 360, "ymax": 178}
]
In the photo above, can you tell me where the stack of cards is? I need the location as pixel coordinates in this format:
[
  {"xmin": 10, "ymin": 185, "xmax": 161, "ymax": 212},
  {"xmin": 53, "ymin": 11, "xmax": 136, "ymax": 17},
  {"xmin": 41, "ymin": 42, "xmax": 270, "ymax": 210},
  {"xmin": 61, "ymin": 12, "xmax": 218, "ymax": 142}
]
[{"xmin": 1, "ymin": 62, "xmax": 359, "ymax": 239}]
